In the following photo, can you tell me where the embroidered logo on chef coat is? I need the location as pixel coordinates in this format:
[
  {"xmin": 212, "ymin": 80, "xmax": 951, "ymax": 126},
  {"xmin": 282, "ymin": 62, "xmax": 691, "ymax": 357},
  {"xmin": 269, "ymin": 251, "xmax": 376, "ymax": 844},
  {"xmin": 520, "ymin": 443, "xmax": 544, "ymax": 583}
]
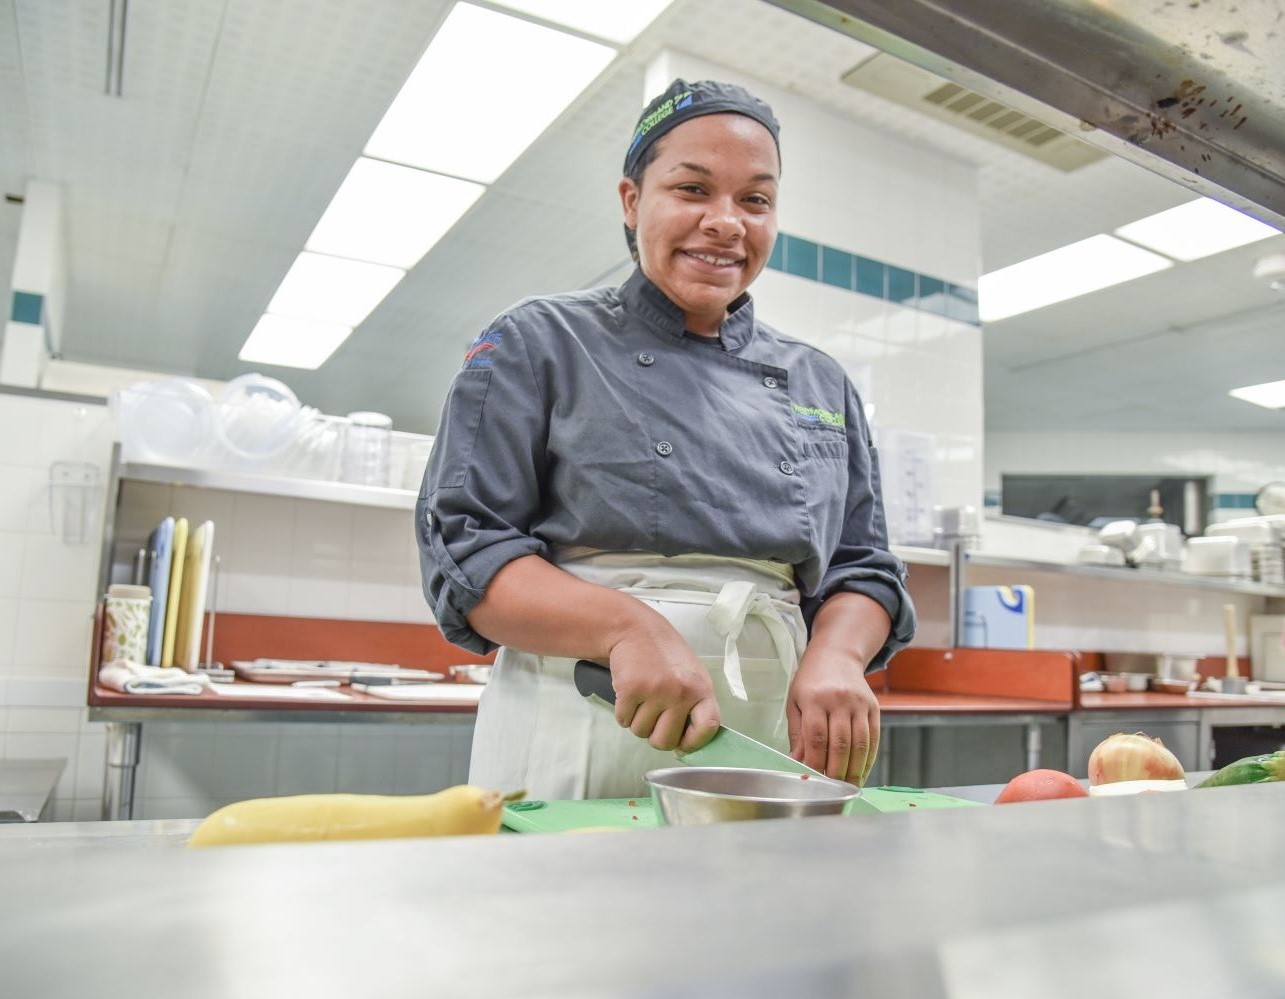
[
  {"xmin": 792, "ymin": 403, "xmax": 845, "ymax": 429},
  {"xmin": 462, "ymin": 328, "xmax": 503, "ymax": 369}
]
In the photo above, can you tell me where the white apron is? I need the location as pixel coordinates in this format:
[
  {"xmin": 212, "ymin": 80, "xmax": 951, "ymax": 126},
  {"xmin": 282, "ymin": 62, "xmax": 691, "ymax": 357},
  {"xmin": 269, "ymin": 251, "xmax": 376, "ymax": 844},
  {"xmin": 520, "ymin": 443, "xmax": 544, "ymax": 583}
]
[{"xmin": 467, "ymin": 549, "xmax": 807, "ymax": 800}]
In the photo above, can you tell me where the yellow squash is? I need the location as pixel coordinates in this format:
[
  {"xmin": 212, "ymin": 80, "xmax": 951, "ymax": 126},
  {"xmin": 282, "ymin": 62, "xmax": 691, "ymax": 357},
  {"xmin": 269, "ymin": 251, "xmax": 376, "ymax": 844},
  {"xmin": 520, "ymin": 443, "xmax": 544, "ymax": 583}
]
[{"xmin": 188, "ymin": 785, "xmax": 506, "ymax": 848}]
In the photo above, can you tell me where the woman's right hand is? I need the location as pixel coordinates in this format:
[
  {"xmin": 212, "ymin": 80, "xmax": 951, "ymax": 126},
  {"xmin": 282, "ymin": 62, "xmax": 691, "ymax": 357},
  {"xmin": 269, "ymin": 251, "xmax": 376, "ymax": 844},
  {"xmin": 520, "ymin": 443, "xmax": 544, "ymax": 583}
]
[
  {"xmin": 608, "ymin": 620, "xmax": 721, "ymax": 753},
  {"xmin": 465, "ymin": 556, "xmax": 720, "ymax": 752}
]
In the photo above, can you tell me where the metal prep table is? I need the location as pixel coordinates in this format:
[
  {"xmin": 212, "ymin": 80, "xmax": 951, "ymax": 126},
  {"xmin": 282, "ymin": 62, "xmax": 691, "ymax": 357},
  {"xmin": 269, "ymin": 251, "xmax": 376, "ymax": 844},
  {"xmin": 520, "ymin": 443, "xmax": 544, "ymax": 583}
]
[
  {"xmin": 89, "ymin": 693, "xmax": 480, "ymax": 820},
  {"xmin": 0, "ymin": 758, "xmax": 66, "ymax": 822},
  {"xmin": 2, "ymin": 780, "xmax": 1283, "ymax": 997}
]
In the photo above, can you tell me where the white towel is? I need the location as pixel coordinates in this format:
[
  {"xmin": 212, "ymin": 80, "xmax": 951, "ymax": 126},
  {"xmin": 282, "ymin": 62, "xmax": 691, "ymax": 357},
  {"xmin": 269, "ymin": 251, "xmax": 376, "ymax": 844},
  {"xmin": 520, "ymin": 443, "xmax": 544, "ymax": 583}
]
[{"xmin": 99, "ymin": 659, "xmax": 210, "ymax": 696}]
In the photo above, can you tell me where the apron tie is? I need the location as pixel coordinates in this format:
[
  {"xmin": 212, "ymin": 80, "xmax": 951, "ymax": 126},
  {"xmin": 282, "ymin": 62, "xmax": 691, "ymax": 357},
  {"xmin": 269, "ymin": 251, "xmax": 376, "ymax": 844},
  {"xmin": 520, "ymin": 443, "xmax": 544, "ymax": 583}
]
[{"xmin": 707, "ymin": 579, "xmax": 802, "ymax": 708}]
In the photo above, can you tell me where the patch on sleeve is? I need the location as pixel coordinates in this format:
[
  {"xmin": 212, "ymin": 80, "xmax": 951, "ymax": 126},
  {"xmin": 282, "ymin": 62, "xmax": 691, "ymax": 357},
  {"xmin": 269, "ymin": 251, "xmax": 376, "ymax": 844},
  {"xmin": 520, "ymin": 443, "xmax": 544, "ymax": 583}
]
[
  {"xmin": 792, "ymin": 403, "xmax": 845, "ymax": 429},
  {"xmin": 462, "ymin": 328, "xmax": 503, "ymax": 369}
]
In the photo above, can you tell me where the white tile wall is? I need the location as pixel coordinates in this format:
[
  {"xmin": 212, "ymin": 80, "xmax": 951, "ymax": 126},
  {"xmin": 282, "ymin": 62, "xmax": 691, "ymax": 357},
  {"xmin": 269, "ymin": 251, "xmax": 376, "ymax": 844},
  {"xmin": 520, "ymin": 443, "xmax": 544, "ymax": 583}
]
[
  {"xmin": 0, "ymin": 394, "xmax": 112, "ymax": 822},
  {"xmin": 0, "ymin": 390, "xmax": 463, "ymax": 824},
  {"xmin": 113, "ymin": 483, "xmax": 424, "ymax": 622}
]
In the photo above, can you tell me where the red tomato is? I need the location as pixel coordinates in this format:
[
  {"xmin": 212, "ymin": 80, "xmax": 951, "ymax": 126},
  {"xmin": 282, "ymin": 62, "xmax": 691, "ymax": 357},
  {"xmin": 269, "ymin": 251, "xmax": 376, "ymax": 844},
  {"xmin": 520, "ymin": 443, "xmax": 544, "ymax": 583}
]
[{"xmin": 994, "ymin": 769, "xmax": 1089, "ymax": 804}]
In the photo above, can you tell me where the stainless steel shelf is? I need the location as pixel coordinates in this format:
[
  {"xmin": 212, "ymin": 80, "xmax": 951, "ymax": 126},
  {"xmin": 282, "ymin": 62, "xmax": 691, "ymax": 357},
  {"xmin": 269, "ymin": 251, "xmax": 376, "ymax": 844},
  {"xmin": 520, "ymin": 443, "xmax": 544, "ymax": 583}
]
[
  {"xmin": 117, "ymin": 461, "xmax": 417, "ymax": 511},
  {"xmin": 965, "ymin": 552, "xmax": 1285, "ymax": 599},
  {"xmin": 891, "ymin": 544, "xmax": 951, "ymax": 567}
]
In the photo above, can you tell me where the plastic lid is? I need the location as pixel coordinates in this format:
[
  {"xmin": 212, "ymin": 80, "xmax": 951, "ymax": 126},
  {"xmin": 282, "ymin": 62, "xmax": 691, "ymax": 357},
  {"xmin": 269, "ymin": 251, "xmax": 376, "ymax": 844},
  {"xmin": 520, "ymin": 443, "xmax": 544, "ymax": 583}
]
[
  {"xmin": 116, "ymin": 378, "xmax": 216, "ymax": 463},
  {"xmin": 215, "ymin": 374, "xmax": 301, "ymax": 458}
]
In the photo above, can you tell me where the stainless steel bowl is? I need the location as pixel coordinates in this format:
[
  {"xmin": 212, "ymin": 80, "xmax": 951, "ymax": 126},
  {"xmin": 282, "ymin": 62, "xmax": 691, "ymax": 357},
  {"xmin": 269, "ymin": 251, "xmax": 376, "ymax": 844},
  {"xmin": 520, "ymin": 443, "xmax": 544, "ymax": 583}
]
[
  {"xmin": 644, "ymin": 767, "xmax": 861, "ymax": 825},
  {"xmin": 448, "ymin": 664, "xmax": 492, "ymax": 684}
]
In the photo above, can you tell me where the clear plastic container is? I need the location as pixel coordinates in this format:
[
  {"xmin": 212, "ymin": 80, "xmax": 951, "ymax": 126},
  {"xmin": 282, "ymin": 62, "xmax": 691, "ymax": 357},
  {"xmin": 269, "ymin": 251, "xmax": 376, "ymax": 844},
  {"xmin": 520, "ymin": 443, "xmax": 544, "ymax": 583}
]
[
  {"xmin": 339, "ymin": 412, "xmax": 393, "ymax": 487},
  {"xmin": 115, "ymin": 378, "xmax": 215, "ymax": 464},
  {"xmin": 214, "ymin": 374, "xmax": 302, "ymax": 462}
]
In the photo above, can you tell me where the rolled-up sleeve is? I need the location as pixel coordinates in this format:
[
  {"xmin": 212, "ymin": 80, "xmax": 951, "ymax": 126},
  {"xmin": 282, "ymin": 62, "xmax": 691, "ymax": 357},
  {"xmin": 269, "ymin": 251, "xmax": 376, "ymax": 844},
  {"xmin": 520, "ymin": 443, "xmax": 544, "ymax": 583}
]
[
  {"xmin": 801, "ymin": 379, "xmax": 917, "ymax": 672},
  {"xmin": 416, "ymin": 315, "xmax": 549, "ymax": 654}
]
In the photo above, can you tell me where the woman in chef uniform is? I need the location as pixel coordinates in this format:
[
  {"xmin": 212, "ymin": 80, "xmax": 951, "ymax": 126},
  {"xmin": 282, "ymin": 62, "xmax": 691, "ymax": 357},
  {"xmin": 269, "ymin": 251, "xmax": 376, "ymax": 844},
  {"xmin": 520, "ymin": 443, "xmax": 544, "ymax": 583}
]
[{"xmin": 417, "ymin": 79, "xmax": 916, "ymax": 800}]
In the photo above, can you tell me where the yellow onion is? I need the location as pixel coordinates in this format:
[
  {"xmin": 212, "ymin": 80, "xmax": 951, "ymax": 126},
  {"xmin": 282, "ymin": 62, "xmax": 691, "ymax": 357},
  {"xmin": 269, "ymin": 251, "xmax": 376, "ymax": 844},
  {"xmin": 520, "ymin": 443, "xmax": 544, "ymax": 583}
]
[{"xmin": 1088, "ymin": 732, "xmax": 1185, "ymax": 786}]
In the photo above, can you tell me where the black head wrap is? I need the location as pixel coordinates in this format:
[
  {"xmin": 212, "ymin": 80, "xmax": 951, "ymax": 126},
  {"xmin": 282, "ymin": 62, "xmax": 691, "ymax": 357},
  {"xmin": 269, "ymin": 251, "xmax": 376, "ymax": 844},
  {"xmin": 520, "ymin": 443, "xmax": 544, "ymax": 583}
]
[{"xmin": 623, "ymin": 78, "xmax": 781, "ymax": 176}]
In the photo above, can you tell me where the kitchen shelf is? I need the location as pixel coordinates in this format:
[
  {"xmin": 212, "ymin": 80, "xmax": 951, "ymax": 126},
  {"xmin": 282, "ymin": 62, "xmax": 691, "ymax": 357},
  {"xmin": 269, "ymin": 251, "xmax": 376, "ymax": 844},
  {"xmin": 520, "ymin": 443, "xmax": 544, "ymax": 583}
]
[
  {"xmin": 892, "ymin": 544, "xmax": 951, "ymax": 567},
  {"xmin": 117, "ymin": 461, "xmax": 417, "ymax": 511},
  {"xmin": 964, "ymin": 552, "xmax": 1285, "ymax": 599}
]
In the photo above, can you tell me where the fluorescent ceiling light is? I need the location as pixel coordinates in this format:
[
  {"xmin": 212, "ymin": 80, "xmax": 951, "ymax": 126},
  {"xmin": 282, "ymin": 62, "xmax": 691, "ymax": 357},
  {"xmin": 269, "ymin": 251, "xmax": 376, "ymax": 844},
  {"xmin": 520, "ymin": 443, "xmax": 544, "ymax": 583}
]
[
  {"xmin": 239, "ymin": 314, "xmax": 353, "ymax": 370},
  {"xmin": 979, "ymin": 234, "xmax": 1172, "ymax": 322},
  {"xmin": 267, "ymin": 252, "xmax": 405, "ymax": 327},
  {"xmin": 1229, "ymin": 378, "xmax": 1285, "ymax": 410},
  {"xmin": 1114, "ymin": 198, "xmax": 1280, "ymax": 262},
  {"xmin": 365, "ymin": 2, "xmax": 616, "ymax": 183},
  {"xmin": 488, "ymin": 0, "xmax": 678, "ymax": 44},
  {"xmin": 306, "ymin": 158, "xmax": 484, "ymax": 269}
]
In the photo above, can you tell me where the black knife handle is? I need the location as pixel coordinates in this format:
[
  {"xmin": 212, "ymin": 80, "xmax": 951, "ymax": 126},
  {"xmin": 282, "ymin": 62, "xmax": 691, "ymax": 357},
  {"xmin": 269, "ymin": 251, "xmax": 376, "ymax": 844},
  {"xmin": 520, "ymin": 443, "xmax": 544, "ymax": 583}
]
[{"xmin": 574, "ymin": 660, "xmax": 616, "ymax": 705}]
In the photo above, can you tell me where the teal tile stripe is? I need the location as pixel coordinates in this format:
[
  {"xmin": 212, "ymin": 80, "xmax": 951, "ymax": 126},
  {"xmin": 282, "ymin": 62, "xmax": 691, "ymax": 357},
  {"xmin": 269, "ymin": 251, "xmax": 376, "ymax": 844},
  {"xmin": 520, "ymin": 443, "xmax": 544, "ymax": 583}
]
[
  {"xmin": 766, "ymin": 232, "xmax": 980, "ymax": 325},
  {"xmin": 1214, "ymin": 493, "xmax": 1257, "ymax": 510},
  {"xmin": 10, "ymin": 291, "xmax": 44, "ymax": 325}
]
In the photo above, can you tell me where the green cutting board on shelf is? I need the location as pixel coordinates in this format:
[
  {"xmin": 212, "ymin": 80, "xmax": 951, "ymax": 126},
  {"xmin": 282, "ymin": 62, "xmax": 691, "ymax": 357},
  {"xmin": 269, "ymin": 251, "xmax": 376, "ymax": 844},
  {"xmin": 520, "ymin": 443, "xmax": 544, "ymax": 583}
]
[{"xmin": 502, "ymin": 786, "xmax": 981, "ymax": 833}]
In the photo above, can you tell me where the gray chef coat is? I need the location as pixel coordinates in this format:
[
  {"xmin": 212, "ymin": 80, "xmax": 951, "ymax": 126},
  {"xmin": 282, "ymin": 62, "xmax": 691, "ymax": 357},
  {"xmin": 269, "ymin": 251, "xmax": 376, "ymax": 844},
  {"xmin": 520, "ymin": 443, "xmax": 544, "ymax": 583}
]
[{"xmin": 416, "ymin": 268, "xmax": 916, "ymax": 669}]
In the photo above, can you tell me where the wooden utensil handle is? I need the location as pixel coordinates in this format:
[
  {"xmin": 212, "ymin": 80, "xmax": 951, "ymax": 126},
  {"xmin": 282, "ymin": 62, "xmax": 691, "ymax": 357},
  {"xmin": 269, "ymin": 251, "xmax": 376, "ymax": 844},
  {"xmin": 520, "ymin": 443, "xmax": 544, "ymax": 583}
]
[{"xmin": 1224, "ymin": 604, "xmax": 1239, "ymax": 678}]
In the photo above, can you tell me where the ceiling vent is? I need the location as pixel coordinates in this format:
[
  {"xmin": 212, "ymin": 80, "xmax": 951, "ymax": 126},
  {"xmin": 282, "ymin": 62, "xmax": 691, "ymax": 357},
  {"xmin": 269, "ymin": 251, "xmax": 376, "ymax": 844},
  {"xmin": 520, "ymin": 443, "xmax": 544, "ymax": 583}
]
[{"xmin": 840, "ymin": 53, "xmax": 1107, "ymax": 172}]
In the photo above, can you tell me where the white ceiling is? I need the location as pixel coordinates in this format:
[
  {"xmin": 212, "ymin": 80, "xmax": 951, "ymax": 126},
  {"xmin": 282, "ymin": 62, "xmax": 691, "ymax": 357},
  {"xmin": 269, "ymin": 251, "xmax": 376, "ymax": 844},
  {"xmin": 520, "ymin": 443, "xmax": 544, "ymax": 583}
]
[{"xmin": 1, "ymin": 0, "xmax": 1282, "ymax": 435}]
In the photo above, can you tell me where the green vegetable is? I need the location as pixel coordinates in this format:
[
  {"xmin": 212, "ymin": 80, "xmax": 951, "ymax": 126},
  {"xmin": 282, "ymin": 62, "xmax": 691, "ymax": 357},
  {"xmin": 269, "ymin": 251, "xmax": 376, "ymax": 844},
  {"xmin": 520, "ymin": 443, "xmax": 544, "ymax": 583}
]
[{"xmin": 1194, "ymin": 750, "xmax": 1285, "ymax": 789}]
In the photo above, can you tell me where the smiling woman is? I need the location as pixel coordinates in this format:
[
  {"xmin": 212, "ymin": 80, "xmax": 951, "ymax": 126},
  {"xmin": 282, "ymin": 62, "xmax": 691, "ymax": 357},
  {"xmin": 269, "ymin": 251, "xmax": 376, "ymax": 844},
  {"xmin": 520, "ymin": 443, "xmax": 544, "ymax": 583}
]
[
  {"xmin": 415, "ymin": 77, "xmax": 916, "ymax": 802},
  {"xmin": 619, "ymin": 113, "xmax": 779, "ymax": 334}
]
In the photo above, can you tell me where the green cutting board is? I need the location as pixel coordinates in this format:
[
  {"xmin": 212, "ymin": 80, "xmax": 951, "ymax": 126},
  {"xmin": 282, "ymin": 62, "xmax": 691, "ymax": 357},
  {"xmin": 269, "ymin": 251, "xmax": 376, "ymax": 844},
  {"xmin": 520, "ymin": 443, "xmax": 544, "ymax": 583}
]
[{"xmin": 502, "ymin": 786, "xmax": 981, "ymax": 833}]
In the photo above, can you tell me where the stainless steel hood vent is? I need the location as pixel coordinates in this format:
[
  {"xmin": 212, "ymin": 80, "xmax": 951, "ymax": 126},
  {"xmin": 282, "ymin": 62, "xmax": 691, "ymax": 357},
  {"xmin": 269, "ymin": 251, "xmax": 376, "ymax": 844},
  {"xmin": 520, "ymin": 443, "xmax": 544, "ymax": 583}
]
[{"xmin": 841, "ymin": 53, "xmax": 1106, "ymax": 171}]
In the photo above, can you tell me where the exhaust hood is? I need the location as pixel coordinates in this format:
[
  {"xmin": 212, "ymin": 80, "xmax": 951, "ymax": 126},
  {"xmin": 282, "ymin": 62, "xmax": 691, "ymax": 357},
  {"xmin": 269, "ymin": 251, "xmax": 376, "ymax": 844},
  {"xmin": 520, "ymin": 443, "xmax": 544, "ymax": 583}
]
[{"xmin": 767, "ymin": 0, "xmax": 1285, "ymax": 229}]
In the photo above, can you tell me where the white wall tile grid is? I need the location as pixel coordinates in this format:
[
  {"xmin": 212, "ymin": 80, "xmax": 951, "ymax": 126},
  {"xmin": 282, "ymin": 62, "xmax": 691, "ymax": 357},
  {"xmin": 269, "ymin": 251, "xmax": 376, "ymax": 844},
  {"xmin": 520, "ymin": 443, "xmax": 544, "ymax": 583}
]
[{"xmin": 111, "ymin": 483, "xmax": 427, "ymax": 623}]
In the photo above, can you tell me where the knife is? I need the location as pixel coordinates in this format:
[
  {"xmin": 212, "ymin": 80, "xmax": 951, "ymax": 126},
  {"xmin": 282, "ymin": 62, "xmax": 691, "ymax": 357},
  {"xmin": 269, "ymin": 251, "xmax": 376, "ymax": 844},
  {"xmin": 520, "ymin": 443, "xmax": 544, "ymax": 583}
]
[{"xmin": 573, "ymin": 659, "xmax": 824, "ymax": 777}]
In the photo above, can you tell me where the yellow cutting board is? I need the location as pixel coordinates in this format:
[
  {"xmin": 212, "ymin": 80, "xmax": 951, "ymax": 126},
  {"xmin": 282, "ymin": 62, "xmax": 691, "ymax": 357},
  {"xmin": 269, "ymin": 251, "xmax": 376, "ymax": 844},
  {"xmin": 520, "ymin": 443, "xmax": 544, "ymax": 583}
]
[
  {"xmin": 174, "ymin": 520, "xmax": 214, "ymax": 672},
  {"xmin": 160, "ymin": 517, "xmax": 188, "ymax": 668}
]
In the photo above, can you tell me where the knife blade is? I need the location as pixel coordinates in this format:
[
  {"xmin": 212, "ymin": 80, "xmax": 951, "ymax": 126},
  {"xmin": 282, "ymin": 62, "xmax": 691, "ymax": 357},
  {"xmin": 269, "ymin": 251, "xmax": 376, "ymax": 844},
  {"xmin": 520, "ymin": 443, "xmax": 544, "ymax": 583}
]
[{"xmin": 573, "ymin": 659, "xmax": 823, "ymax": 777}]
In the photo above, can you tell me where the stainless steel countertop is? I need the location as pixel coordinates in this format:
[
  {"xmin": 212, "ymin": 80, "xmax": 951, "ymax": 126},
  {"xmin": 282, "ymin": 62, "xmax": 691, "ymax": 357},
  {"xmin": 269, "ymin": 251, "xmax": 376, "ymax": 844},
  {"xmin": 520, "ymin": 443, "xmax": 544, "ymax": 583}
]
[
  {"xmin": 0, "ymin": 758, "xmax": 66, "ymax": 822},
  {"xmin": 2, "ymin": 785, "xmax": 1283, "ymax": 997}
]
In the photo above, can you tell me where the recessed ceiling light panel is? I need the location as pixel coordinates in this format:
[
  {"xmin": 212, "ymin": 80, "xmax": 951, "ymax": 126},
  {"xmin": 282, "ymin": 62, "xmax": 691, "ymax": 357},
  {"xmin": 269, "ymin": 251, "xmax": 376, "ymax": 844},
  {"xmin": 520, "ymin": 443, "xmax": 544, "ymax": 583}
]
[
  {"xmin": 267, "ymin": 252, "xmax": 405, "ymax": 328},
  {"xmin": 306, "ymin": 158, "xmax": 484, "ymax": 269},
  {"xmin": 239, "ymin": 314, "xmax": 354, "ymax": 370},
  {"xmin": 979, "ymin": 234, "xmax": 1172, "ymax": 322},
  {"xmin": 488, "ymin": 0, "xmax": 678, "ymax": 43},
  {"xmin": 1229, "ymin": 379, "xmax": 1285, "ymax": 410},
  {"xmin": 1115, "ymin": 198, "xmax": 1280, "ymax": 262},
  {"xmin": 365, "ymin": 3, "xmax": 616, "ymax": 183}
]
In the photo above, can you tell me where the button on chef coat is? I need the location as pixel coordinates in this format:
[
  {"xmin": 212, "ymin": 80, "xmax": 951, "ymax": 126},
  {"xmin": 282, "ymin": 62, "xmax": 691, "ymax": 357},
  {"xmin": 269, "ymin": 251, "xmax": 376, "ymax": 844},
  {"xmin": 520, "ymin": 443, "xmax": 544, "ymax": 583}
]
[{"xmin": 417, "ymin": 268, "xmax": 916, "ymax": 667}]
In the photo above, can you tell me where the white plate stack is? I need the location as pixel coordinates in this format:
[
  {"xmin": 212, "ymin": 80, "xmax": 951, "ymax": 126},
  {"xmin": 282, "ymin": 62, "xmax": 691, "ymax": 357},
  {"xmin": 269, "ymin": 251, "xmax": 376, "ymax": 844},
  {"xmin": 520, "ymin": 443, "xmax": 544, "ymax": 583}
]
[
  {"xmin": 1206, "ymin": 518, "xmax": 1283, "ymax": 584},
  {"xmin": 1253, "ymin": 544, "xmax": 1285, "ymax": 585}
]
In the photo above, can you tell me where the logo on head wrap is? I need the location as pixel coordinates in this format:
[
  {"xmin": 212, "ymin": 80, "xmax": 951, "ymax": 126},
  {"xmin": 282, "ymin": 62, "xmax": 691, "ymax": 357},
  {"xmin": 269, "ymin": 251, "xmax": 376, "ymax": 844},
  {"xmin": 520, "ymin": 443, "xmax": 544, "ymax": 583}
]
[
  {"xmin": 626, "ymin": 89, "xmax": 693, "ymax": 158},
  {"xmin": 463, "ymin": 328, "xmax": 503, "ymax": 369}
]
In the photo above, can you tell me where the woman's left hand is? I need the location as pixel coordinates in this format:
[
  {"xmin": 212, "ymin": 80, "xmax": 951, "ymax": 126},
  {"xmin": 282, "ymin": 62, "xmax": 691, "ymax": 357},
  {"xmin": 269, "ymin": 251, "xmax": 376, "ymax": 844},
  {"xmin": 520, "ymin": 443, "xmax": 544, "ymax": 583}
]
[{"xmin": 786, "ymin": 648, "xmax": 880, "ymax": 786}]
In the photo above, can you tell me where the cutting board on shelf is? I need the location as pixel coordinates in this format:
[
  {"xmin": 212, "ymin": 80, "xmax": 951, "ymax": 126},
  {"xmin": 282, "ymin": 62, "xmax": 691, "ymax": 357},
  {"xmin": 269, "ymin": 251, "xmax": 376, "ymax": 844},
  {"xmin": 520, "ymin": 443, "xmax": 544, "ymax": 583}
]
[
  {"xmin": 173, "ymin": 520, "xmax": 214, "ymax": 672},
  {"xmin": 159, "ymin": 517, "xmax": 188, "ymax": 668},
  {"xmin": 144, "ymin": 516, "xmax": 174, "ymax": 666},
  {"xmin": 502, "ymin": 786, "xmax": 982, "ymax": 833}
]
